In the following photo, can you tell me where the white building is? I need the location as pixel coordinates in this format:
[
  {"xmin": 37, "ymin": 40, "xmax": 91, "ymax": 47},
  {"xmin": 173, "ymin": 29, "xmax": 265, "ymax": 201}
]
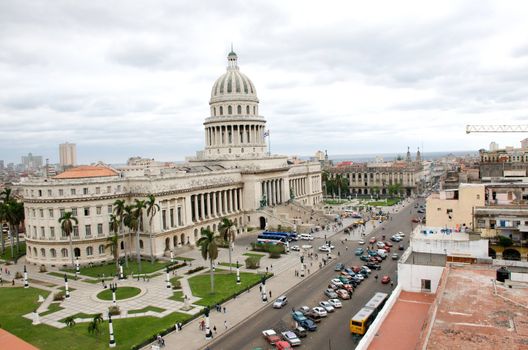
[
  {"xmin": 59, "ymin": 142, "xmax": 77, "ymax": 167},
  {"xmin": 20, "ymin": 51, "xmax": 323, "ymax": 266}
]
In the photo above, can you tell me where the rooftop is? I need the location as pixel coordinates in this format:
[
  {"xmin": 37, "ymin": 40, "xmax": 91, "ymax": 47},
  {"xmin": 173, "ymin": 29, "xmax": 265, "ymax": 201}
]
[
  {"xmin": 53, "ymin": 165, "xmax": 118, "ymax": 179},
  {"xmin": 0, "ymin": 329, "xmax": 39, "ymax": 350},
  {"xmin": 403, "ymin": 252, "xmax": 446, "ymax": 267},
  {"xmin": 412, "ymin": 226, "xmax": 472, "ymax": 241}
]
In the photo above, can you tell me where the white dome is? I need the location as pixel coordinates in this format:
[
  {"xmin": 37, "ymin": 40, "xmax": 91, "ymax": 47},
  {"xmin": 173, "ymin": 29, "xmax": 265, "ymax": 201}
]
[{"xmin": 210, "ymin": 51, "xmax": 258, "ymax": 104}]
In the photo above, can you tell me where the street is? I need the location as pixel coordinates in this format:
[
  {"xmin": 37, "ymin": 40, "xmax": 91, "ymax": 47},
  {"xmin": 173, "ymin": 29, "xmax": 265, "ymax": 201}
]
[{"xmin": 206, "ymin": 199, "xmax": 420, "ymax": 350}]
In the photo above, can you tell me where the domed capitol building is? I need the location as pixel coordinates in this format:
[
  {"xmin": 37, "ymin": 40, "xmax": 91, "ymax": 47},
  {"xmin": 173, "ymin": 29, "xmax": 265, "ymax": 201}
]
[{"xmin": 20, "ymin": 51, "xmax": 323, "ymax": 265}]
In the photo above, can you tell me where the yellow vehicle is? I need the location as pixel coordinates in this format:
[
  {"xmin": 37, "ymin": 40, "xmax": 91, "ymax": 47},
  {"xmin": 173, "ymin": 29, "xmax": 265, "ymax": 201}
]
[{"xmin": 350, "ymin": 292, "xmax": 388, "ymax": 336}]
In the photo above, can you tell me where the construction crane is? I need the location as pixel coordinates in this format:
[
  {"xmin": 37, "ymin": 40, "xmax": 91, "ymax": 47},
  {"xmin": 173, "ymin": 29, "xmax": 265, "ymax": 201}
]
[{"xmin": 466, "ymin": 125, "xmax": 528, "ymax": 134}]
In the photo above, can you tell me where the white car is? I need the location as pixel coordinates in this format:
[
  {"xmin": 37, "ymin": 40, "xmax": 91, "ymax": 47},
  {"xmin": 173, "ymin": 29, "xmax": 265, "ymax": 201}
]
[
  {"xmin": 299, "ymin": 234, "xmax": 314, "ymax": 241},
  {"xmin": 312, "ymin": 306, "xmax": 328, "ymax": 317},
  {"xmin": 290, "ymin": 245, "xmax": 300, "ymax": 251},
  {"xmin": 318, "ymin": 245, "xmax": 331, "ymax": 252},
  {"xmin": 397, "ymin": 232, "xmax": 405, "ymax": 237},
  {"xmin": 327, "ymin": 298, "xmax": 342, "ymax": 308},
  {"xmin": 281, "ymin": 330, "xmax": 301, "ymax": 346},
  {"xmin": 273, "ymin": 295, "xmax": 288, "ymax": 309},
  {"xmin": 319, "ymin": 301, "xmax": 335, "ymax": 312},
  {"xmin": 376, "ymin": 241, "xmax": 386, "ymax": 248},
  {"xmin": 330, "ymin": 278, "xmax": 343, "ymax": 287},
  {"xmin": 358, "ymin": 239, "xmax": 365, "ymax": 245}
]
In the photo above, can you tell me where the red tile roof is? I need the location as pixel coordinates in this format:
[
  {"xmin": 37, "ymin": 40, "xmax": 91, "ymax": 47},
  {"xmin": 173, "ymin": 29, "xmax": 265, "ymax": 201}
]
[
  {"xmin": 53, "ymin": 165, "xmax": 118, "ymax": 179},
  {"xmin": 0, "ymin": 329, "xmax": 39, "ymax": 350}
]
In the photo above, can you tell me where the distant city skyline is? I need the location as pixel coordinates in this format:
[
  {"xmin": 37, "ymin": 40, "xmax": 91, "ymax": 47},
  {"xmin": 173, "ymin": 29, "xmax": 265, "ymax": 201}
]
[{"xmin": 1, "ymin": 1, "xmax": 528, "ymax": 164}]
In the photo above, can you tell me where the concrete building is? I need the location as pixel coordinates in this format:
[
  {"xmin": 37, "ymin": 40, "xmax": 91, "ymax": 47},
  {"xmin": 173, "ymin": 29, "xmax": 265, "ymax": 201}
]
[
  {"xmin": 59, "ymin": 142, "xmax": 77, "ymax": 168},
  {"xmin": 479, "ymin": 139, "xmax": 528, "ymax": 179},
  {"xmin": 21, "ymin": 153, "xmax": 43, "ymax": 170},
  {"xmin": 19, "ymin": 51, "xmax": 323, "ymax": 266}
]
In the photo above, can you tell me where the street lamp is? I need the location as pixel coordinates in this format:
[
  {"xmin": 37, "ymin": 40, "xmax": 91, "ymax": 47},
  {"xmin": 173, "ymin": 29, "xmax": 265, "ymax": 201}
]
[
  {"xmin": 23, "ymin": 265, "xmax": 29, "ymax": 288},
  {"xmin": 110, "ymin": 283, "xmax": 117, "ymax": 306},
  {"xmin": 118, "ymin": 262, "xmax": 124, "ymax": 280},
  {"xmin": 75, "ymin": 256, "xmax": 80, "ymax": 278},
  {"xmin": 165, "ymin": 267, "xmax": 171, "ymax": 289},
  {"xmin": 204, "ymin": 306, "xmax": 213, "ymax": 339},
  {"xmin": 64, "ymin": 274, "xmax": 70, "ymax": 299},
  {"xmin": 236, "ymin": 261, "xmax": 241, "ymax": 285},
  {"xmin": 261, "ymin": 276, "xmax": 268, "ymax": 302},
  {"xmin": 108, "ymin": 312, "xmax": 116, "ymax": 348}
]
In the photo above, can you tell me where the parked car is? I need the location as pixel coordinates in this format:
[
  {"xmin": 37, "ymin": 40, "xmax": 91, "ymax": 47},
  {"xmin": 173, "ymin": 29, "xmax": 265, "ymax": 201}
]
[
  {"xmin": 397, "ymin": 232, "xmax": 405, "ymax": 237},
  {"xmin": 398, "ymin": 244, "xmax": 404, "ymax": 251},
  {"xmin": 299, "ymin": 318, "xmax": 317, "ymax": 331},
  {"xmin": 381, "ymin": 275, "xmax": 391, "ymax": 284},
  {"xmin": 328, "ymin": 298, "xmax": 342, "ymax": 308},
  {"xmin": 376, "ymin": 241, "xmax": 386, "ymax": 249},
  {"xmin": 281, "ymin": 331, "xmax": 301, "ymax": 347},
  {"xmin": 360, "ymin": 254, "xmax": 370, "ymax": 262},
  {"xmin": 334, "ymin": 263, "xmax": 345, "ymax": 271},
  {"xmin": 330, "ymin": 278, "xmax": 344, "ymax": 287},
  {"xmin": 411, "ymin": 218, "xmax": 420, "ymax": 223},
  {"xmin": 369, "ymin": 237, "xmax": 377, "ymax": 244},
  {"xmin": 342, "ymin": 283, "xmax": 355, "ymax": 293},
  {"xmin": 358, "ymin": 239, "xmax": 365, "ymax": 245},
  {"xmin": 312, "ymin": 306, "xmax": 328, "ymax": 317},
  {"xmin": 299, "ymin": 234, "xmax": 314, "ymax": 241},
  {"xmin": 392, "ymin": 253, "xmax": 399, "ymax": 260},
  {"xmin": 276, "ymin": 340, "xmax": 293, "ymax": 350},
  {"xmin": 384, "ymin": 241, "xmax": 393, "ymax": 247},
  {"xmin": 368, "ymin": 250, "xmax": 378, "ymax": 256},
  {"xmin": 359, "ymin": 269, "xmax": 369, "ymax": 278},
  {"xmin": 273, "ymin": 295, "xmax": 288, "ymax": 309},
  {"xmin": 366, "ymin": 262, "xmax": 382, "ymax": 270},
  {"xmin": 262, "ymin": 329, "xmax": 281, "ymax": 345},
  {"xmin": 336, "ymin": 289, "xmax": 350, "ymax": 299},
  {"xmin": 354, "ymin": 247, "xmax": 364, "ymax": 256},
  {"xmin": 351, "ymin": 265, "xmax": 361, "ymax": 273},
  {"xmin": 338, "ymin": 276, "xmax": 351, "ymax": 284},
  {"xmin": 290, "ymin": 245, "xmax": 300, "ymax": 251},
  {"xmin": 361, "ymin": 266, "xmax": 371, "ymax": 274},
  {"xmin": 391, "ymin": 236, "xmax": 402, "ymax": 242},
  {"xmin": 319, "ymin": 301, "xmax": 335, "ymax": 312},
  {"xmin": 291, "ymin": 311, "xmax": 307, "ymax": 323},
  {"xmin": 344, "ymin": 268, "xmax": 355, "ymax": 275},
  {"xmin": 318, "ymin": 245, "xmax": 331, "ymax": 252},
  {"xmin": 324, "ymin": 289, "xmax": 338, "ymax": 298},
  {"xmin": 298, "ymin": 306, "xmax": 311, "ymax": 316},
  {"xmin": 293, "ymin": 326, "xmax": 307, "ymax": 338}
]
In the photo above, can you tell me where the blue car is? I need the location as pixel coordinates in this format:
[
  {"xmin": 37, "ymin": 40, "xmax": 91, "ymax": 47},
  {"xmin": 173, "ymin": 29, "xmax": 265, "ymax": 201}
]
[
  {"xmin": 299, "ymin": 318, "xmax": 317, "ymax": 331},
  {"xmin": 334, "ymin": 263, "xmax": 345, "ymax": 271},
  {"xmin": 344, "ymin": 268, "xmax": 354, "ymax": 275},
  {"xmin": 354, "ymin": 247, "xmax": 364, "ymax": 256},
  {"xmin": 368, "ymin": 250, "xmax": 378, "ymax": 256},
  {"xmin": 292, "ymin": 311, "xmax": 307, "ymax": 323}
]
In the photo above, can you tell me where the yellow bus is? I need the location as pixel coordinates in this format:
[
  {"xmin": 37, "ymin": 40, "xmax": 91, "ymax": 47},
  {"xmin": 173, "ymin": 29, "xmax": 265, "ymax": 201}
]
[{"xmin": 350, "ymin": 292, "xmax": 388, "ymax": 336}]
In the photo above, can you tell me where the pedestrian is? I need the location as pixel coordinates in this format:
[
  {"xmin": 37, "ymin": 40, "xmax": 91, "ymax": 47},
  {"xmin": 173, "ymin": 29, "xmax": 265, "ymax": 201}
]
[
  {"xmin": 269, "ymin": 290, "xmax": 272, "ymax": 298},
  {"xmin": 375, "ymin": 274, "xmax": 378, "ymax": 281},
  {"xmin": 213, "ymin": 325, "xmax": 217, "ymax": 333},
  {"xmin": 270, "ymin": 264, "xmax": 273, "ymax": 271},
  {"xmin": 223, "ymin": 306, "xmax": 226, "ymax": 314},
  {"xmin": 390, "ymin": 281, "xmax": 394, "ymax": 287},
  {"xmin": 259, "ymin": 285, "xmax": 262, "ymax": 292},
  {"xmin": 224, "ymin": 320, "xmax": 228, "ymax": 329},
  {"xmin": 12, "ymin": 279, "xmax": 15, "ymax": 286}
]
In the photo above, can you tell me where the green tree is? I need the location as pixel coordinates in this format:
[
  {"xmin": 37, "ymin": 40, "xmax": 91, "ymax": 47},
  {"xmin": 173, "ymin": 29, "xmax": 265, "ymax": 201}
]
[
  {"xmin": 64, "ymin": 316, "xmax": 76, "ymax": 328},
  {"xmin": 113, "ymin": 199, "xmax": 129, "ymax": 268},
  {"xmin": 219, "ymin": 217, "xmax": 236, "ymax": 273},
  {"xmin": 388, "ymin": 183, "xmax": 402, "ymax": 198},
  {"xmin": 498, "ymin": 235, "xmax": 513, "ymax": 248},
  {"xmin": 107, "ymin": 214, "xmax": 120, "ymax": 268},
  {"xmin": 58, "ymin": 211, "xmax": 78, "ymax": 268},
  {"xmin": 197, "ymin": 228, "xmax": 218, "ymax": 293},
  {"xmin": 133, "ymin": 199, "xmax": 147, "ymax": 273},
  {"xmin": 146, "ymin": 194, "xmax": 160, "ymax": 263},
  {"xmin": 11, "ymin": 201, "xmax": 24, "ymax": 259}
]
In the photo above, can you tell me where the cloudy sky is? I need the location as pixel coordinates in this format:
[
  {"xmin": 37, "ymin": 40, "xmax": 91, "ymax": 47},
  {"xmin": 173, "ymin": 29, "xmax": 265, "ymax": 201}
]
[{"xmin": 1, "ymin": 0, "xmax": 528, "ymax": 164}]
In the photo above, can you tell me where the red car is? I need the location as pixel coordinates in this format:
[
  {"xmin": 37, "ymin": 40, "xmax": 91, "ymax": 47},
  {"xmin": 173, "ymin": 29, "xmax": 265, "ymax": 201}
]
[
  {"xmin": 342, "ymin": 284, "xmax": 354, "ymax": 293},
  {"xmin": 411, "ymin": 218, "xmax": 420, "ymax": 223},
  {"xmin": 369, "ymin": 237, "xmax": 377, "ymax": 244},
  {"xmin": 351, "ymin": 265, "xmax": 361, "ymax": 273},
  {"xmin": 276, "ymin": 340, "xmax": 293, "ymax": 350},
  {"xmin": 381, "ymin": 275, "xmax": 391, "ymax": 284},
  {"xmin": 384, "ymin": 241, "xmax": 393, "ymax": 247}
]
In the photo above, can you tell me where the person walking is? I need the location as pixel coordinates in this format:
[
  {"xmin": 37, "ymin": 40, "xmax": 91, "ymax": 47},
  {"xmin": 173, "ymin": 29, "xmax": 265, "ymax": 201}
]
[
  {"xmin": 213, "ymin": 325, "xmax": 217, "ymax": 334},
  {"xmin": 224, "ymin": 320, "xmax": 228, "ymax": 329},
  {"xmin": 269, "ymin": 290, "xmax": 272, "ymax": 298}
]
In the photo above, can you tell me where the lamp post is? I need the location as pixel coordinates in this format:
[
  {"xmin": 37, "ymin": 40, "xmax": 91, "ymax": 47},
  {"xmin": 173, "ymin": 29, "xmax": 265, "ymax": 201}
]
[
  {"xmin": 170, "ymin": 250, "xmax": 174, "ymax": 264},
  {"xmin": 102, "ymin": 273, "xmax": 107, "ymax": 288},
  {"xmin": 108, "ymin": 312, "xmax": 116, "ymax": 348},
  {"xmin": 204, "ymin": 306, "xmax": 213, "ymax": 339},
  {"xmin": 300, "ymin": 255, "xmax": 305, "ymax": 277},
  {"xmin": 119, "ymin": 263, "xmax": 124, "ymax": 280},
  {"xmin": 23, "ymin": 265, "xmax": 29, "ymax": 288},
  {"xmin": 236, "ymin": 261, "xmax": 241, "ymax": 285},
  {"xmin": 64, "ymin": 274, "xmax": 70, "ymax": 299},
  {"xmin": 110, "ymin": 283, "xmax": 117, "ymax": 306},
  {"xmin": 166, "ymin": 267, "xmax": 171, "ymax": 289},
  {"xmin": 75, "ymin": 256, "xmax": 80, "ymax": 278},
  {"xmin": 261, "ymin": 276, "xmax": 268, "ymax": 302}
]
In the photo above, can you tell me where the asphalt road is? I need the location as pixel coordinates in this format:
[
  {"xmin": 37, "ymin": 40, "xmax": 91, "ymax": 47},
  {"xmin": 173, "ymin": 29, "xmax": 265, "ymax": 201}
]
[{"xmin": 207, "ymin": 199, "xmax": 422, "ymax": 350}]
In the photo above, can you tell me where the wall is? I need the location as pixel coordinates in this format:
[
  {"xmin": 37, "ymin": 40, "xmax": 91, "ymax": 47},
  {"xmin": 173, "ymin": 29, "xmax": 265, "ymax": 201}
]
[
  {"xmin": 410, "ymin": 234, "xmax": 489, "ymax": 258},
  {"xmin": 398, "ymin": 263, "xmax": 444, "ymax": 293}
]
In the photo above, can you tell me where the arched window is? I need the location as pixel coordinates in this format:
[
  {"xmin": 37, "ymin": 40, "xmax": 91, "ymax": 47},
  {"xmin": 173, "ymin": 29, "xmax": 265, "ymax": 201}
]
[
  {"xmin": 40, "ymin": 248, "xmax": 46, "ymax": 257},
  {"xmin": 61, "ymin": 248, "xmax": 68, "ymax": 257},
  {"xmin": 228, "ymin": 105, "xmax": 232, "ymax": 115},
  {"xmin": 86, "ymin": 246, "xmax": 93, "ymax": 256},
  {"xmin": 237, "ymin": 105, "xmax": 242, "ymax": 114},
  {"xmin": 219, "ymin": 106, "xmax": 223, "ymax": 115},
  {"xmin": 98, "ymin": 245, "xmax": 105, "ymax": 254},
  {"xmin": 50, "ymin": 248, "xmax": 56, "ymax": 258},
  {"xmin": 246, "ymin": 105, "xmax": 250, "ymax": 114},
  {"xmin": 139, "ymin": 240, "xmax": 144, "ymax": 249},
  {"xmin": 74, "ymin": 247, "xmax": 81, "ymax": 257},
  {"xmin": 120, "ymin": 241, "xmax": 124, "ymax": 250}
]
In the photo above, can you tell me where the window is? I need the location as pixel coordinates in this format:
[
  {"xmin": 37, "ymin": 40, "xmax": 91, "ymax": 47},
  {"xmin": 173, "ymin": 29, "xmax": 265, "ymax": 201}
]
[
  {"xmin": 59, "ymin": 189, "xmax": 64, "ymax": 196},
  {"xmin": 228, "ymin": 105, "xmax": 232, "ymax": 114},
  {"xmin": 86, "ymin": 246, "xmax": 93, "ymax": 256},
  {"xmin": 50, "ymin": 227, "xmax": 55, "ymax": 237},
  {"xmin": 96, "ymin": 206, "xmax": 102, "ymax": 215},
  {"xmin": 40, "ymin": 209, "xmax": 44, "ymax": 217},
  {"xmin": 117, "ymin": 185, "xmax": 121, "ymax": 192},
  {"xmin": 162, "ymin": 210, "xmax": 167, "ymax": 230},
  {"xmin": 98, "ymin": 245, "xmax": 105, "ymax": 254},
  {"xmin": 41, "ymin": 248, "xmax": 46, "ymax": 257},
  {"xmin": 85, "ymin": 225, "xmax": 91, "ymax": 236},
  {"xmin": 50, "ymin": 248, "xmax": 56, "ymax": 258},
  {"xmin": 32, "ymin": 209, "xmax": 36, "ymax": 217},
  {"xmin": 97, "ymin": 223, "xmax": 103, "ymax": 235},
  {"xmin": 71, "ymin": 188, "xmax": 76, "ymax": 195},
  {"xmin": 107, "ymin": 186, "xmax": 111, "ymax": 193},
  {"xmin": 49, "ymin": 209, "xmax": 54, "ymax": 217},
  {"xmin": 107, "ymin": 205, "xmax": 112, "ymax": 214},
  {"xmin": 33, "ymin": 226, "xmax": 37, "ymax": 236},
  {"xmin": 139, "ymin": 240, "xmax": 144, "ymax": 249},
  {"xmin": 73, "ymin": 226, "xmax": 79, "ymax": 237},
  {"xmin": 38, "ymin": 190, "xmax": 42, "ymax": 197},
  {"xmin": 72, "ymin": 208, "xmax": 77, "ymax": 216},
  {"xmin": 421, "ymin": 279, "xmax": 431, "ymax": 292},
  {"xmin": 83, "ymin": 187, "xmax": 88, "ymax": 195},
  {"xmin": 237, "ymin": 105, "xmax": 242, "ymax": 114},
  {"xmin": 60, "ymin": 208, "xmax": 65, "ymax": 217},
  {"xmin": 48, "ymin": 189, "xmax": 52, "ymax": 196},
  {"xmin": 40, "ymin": 226, "xmax": 45, "ymax": 237},
  {"xmin": 246, "ymin": 105, "xmax": 250, "ymax": 114},
  {"xmin": 476, "ymin": 194, "xmax": 480, "ymax": 199},
  {"xmin": 170, "ymin": 208, "xmax": 174, "ymax": 227},
  {"xmin": 95, "ymin": 187, "xmax": 100, "ymax": 194},
  {"xmin": 61, "ymin": 248, "xmax": 68, "ymax": 257},
  {"xmin": 84, "ymin": 207, "xmax": 90, "ymax": 216},
  {"xmin": 219, "ymin": 106, "xmax": 223, "ymax": 115},
  {"xmin": 177, "ymin": 207, "xmax": 183, "ymax": 226}
]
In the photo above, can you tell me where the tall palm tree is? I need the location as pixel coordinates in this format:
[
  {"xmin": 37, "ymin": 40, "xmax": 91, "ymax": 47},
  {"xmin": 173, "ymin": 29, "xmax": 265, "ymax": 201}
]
[
  {"xmin": 218, "ymin": 217, "xmax": 236, "ymax": 273},
  {"xmin": 197, "ymin": 228, "xmax": 218, "ymax": 293},
  {"xmin": 12, "ymin": 201, "xmax": 24, "ymax": 257},
  {"xmin": 59, "ymin": 211, "xmax": 78, "ymax": 268},
  {"xmin": 0, "ymin": 204, "xmax": 6, "ymax": 255},
  {"xmin": 107, "ymin": 214, "xmax": 120, "ymax": 268},
  {"xmin": 145, "ymin": 195, "xmax": 160, "ymax": 263},
  {"xmin": 0, "ymin": 188, "xmax": 12, "ymax": 255},
  {"xmin": 113, "ymin": 199, "xmax": 128, "ymax": 267},
  {"xmin": 133, "ymin": 199, "xmax": 147, "ymax": 273}
]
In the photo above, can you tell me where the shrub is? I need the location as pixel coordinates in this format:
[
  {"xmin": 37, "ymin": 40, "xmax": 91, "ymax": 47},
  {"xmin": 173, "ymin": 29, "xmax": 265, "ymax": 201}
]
[
  {"xmin": 185, "ymin": 266, "xmax": 205, "ymax": 275},
  {"xmin": 268, "ymin": 245, "xmax": 284, "ymax": 259},
  {"xmin": 498, "ymin": 236, "xmax": 513, "ymax": 248},
  {"xmin": 247, "ymin": 227, "xmax": 254, "ymax": 232},
  {"xmin": 166, "ymin": 261, "xmax": 186, "ymax": 273},
  {"xmin": 53, "ymin": 291, "xmax": 65, "ymax": 301},
  {"xmin": 14, "ymin": 271, "xmax": 23, "ymax": 279},
  {"xmin": 172, "ymin": 280, "xmax": 181, "ymax": 289},
  {"xmin": 245, "ymin": 256, "xmax": 260, "ymax": 269},
  {"xmin": 108, "ymin": 306, "xmax": 121, "ymax": 316},
  {"xmin": 39, "ymin": 265, "xmax": 47, "ymax": 273}
]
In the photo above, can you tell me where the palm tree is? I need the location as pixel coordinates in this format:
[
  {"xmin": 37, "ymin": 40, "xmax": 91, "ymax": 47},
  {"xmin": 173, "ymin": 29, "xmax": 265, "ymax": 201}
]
[
  {"xmin": 64, "ymin": 316, "xmax": 76, "ymax": 328},
  {"xmin": 59, "ymin": 212, "xmax": 78, "ymax": 268},
  {"xmin": 12, "ymin": 201, "xmax": 24, "ymax": 257},
  {"xmin": 88, "ymin": 313, "xmax": 103, "ymax": 335},
  {"xmin": 218, "ymin": 217, "xmax": 236, "ymax": 273},
  {"xmin": 113, "ymin": 199, "xmax": 128, "ymax": 267},
  {"xmin": 0, "ymin": 188, "xmax": 13, "ymax": 256},
  {"xmin": 0, "ymin": 203, "xmax": 6, "ymax": 255},
  {"xmin": 197, "ymin": 228, "xmax": 218, "ymax": 293},
  {"xmin": 146, "ymin": 195, "xmax": 160, "ymax": 263},
  {"xmin": 107, "ymin": 214, "xmax": 120, "ymax": 268},
  {"xmin": 133, "ymin": 199, "xmax": 147, "ymax": 273}
]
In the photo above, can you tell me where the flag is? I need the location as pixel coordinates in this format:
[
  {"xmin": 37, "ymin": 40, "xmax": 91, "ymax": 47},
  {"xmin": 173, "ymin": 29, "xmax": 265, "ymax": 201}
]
[{"xmin": 263, "ymin": 130, "xmax": 270, "ymax": 137}]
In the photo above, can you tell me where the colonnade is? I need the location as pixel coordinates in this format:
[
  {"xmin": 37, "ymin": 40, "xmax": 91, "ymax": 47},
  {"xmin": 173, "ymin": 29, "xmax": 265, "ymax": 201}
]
[
  {"xmin": 190, "ymin": 188, "xmax": 242, "ymax": 222},
  {"xmin": 261, "ymin": 179, "xmax": 284, "ymax": 206},
  {"xmin": 205, "ymin": 124, "xmax": 265, "ymax": 147},
  {"xmin": 290, "ymin": 177, "xmax": 307, "ymax": 197}
]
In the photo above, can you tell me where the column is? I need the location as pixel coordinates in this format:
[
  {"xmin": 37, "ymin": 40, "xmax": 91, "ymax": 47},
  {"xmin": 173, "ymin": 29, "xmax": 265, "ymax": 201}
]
[
  {"xmin": 222, "ymin": 190, "xmax": 227, "ymax": 215},
  {"xmin": 227, "ymin": 189, "xmax": 231, "ymax": 213},
  {"xmin": 278, "ymin": 179, "xmax": 282, "ymax": 204},
  {"xmin": 204, "ymin": 193, "xmax": 209, "ymax": 219},
  {"xmin": 212, "ymin": 191, "xmax": 217, "ymax": 217},
  {"xmin": 234, "ymin": 188, "xmax": 238, "ymax": 211},
  {"xmin": 200, "ymin": 193, "xmax": 205, "ymax": 220},
  {"xmin": 193, "ymin": 195, "xmax": 198, "ymax": 222},
  {"xmin": 266, "ymin": 181, "xmax": 270, "ymax": 205}
]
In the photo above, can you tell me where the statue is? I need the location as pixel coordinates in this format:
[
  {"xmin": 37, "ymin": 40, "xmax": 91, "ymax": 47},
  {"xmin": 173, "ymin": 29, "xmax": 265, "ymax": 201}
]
[{"xmin": 259, "ymin": 194, "xmax": 268, "ymax": 208}]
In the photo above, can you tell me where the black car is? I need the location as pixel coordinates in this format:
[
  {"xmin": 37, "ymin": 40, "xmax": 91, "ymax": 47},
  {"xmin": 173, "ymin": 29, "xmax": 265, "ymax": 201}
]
[
  {"xmin": 294, "ymin": 326, "xmax": 307, "ymax": 338},
  {"xmin": 366, "ymin": 262, "xmax": 382, "ymax": 270},
  {"xmin": 359, "ymin": 255, "xmax": 370, "ymax": 262},
  {"xmin": 359, "ymin": 270, "xmax": 369, "ymax": 278},
  {"xmin": 399, "ymin": 244, "xmax": 404, "ymax": 251}
]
